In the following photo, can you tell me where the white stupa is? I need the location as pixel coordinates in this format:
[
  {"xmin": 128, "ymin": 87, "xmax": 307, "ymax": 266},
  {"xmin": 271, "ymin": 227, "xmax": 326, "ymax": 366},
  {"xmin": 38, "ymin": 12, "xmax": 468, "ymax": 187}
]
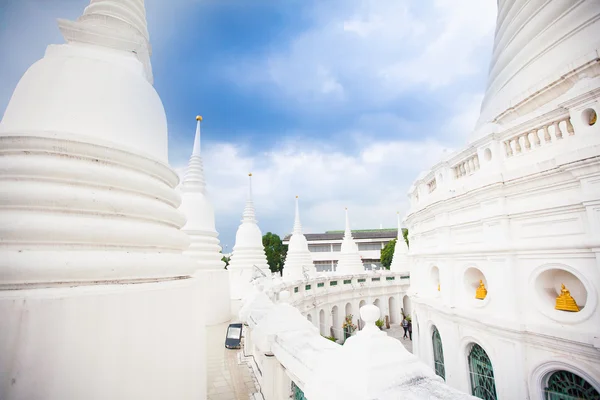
[
  {"xmin": 228, "ymin": 173, "xmax": 270, "ymax": 311},
  {"xmin": 282, "ymin": 196, "xmax": 316, "ymax": 281},
  {"xmin": 336, "ymin": 208, "xmax": 365, "ymax": 275},
  {"xmin": 0, "ymin": 1, "xmax": 205, "ymax": 398},
  {"xmin": 180, "ymin": 116, "xmax": 224, "ymax": 268},
  {"xmin": 179, "ymin": 116, "xmax": 231, "ymax": 325},
  {"xmin": 390, "ymin": 212, "xmax": 409, "ymax": 273}
]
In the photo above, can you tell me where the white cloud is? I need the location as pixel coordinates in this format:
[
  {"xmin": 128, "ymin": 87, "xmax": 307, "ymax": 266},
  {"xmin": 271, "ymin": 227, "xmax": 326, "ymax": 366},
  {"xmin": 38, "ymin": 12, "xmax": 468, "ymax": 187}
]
[
  {"xmin": 176, "ymin": 132, "xmax": 449, "ymax": 247},
  {"xmin": 229, "ymin": 0, "xmax": 496, "ymax": 107}
]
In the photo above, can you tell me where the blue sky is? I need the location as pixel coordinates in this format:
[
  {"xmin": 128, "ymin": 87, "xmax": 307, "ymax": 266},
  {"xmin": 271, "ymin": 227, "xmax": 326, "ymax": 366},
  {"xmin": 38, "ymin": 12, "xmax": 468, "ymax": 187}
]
[{"xmin": 0, "ymin": 0, "xmax": 497, "ymax": 250}]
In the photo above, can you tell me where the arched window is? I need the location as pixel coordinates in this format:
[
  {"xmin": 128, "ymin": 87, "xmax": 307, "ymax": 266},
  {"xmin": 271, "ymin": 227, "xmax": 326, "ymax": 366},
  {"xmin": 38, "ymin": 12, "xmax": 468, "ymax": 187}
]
[
  {"xmin": 544, "ymin": 370, "xmax": 600, "ymax": 399},
  {"xmin": 468, "ymin": 343, "xmax": 497, "ymax": 400},
  {"xmin": 432, "ymin": 326, "xmax": 445, "ymax": 380}
]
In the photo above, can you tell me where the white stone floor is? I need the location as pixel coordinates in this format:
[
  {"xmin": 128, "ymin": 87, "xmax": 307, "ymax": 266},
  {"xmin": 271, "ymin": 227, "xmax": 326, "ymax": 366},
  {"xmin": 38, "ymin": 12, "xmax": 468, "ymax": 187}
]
[
  {"xmin": 386, "ymin": 324, "xmax": 414, "ymax": 353},
  {"xmin": 206, "ymin": 323, "xmax": 261, "ymax": 400}
]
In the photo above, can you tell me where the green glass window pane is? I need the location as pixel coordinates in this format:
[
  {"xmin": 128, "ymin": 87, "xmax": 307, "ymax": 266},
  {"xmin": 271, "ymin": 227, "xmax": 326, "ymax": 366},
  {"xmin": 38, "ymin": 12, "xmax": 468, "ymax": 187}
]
[
  {"xmin": 330, "ymin": 281, "xmax": 338, "ymax": 286},
  {"xmin": 317, "ymin": 282, "xmax": 324, "ymax": 288},
  {"xmin": 343, "ymin": 279, "xmax": 352, "ymax": 284},
  {"xmin": 468, "ymin": 343, "xmax": 498, "ymax": 400},
  {"xmin": 544, "ymin": 370, "xmax": 600, "ymax": 400},
  {"xmin": 305, "ymin": 284, "xmax": 311, "ymax": 290},
  {"xmin": 372, "ymin": 278, "xmax": 380, "ymax": 282},
  {"xmin": 432, "ymin": 327, "xmax": 445, "ymax": 381},
  {"xmin": 294, "ymin": 287, "xmax": 298, "ymax": 293}
]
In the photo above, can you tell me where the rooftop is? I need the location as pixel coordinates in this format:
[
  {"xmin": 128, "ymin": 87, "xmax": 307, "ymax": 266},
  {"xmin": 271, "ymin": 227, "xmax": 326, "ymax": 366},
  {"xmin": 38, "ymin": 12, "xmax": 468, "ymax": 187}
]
[{"xmin": 283, "ymin": 228, "xmax": 404, "ymax": 242}]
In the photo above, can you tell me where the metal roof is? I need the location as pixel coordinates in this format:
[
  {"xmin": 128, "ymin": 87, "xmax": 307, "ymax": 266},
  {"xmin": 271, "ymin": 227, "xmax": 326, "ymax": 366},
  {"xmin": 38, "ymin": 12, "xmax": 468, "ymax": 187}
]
[{"xmin": 283, "ymin": 229, "xmax": 399, "ymax": 242}]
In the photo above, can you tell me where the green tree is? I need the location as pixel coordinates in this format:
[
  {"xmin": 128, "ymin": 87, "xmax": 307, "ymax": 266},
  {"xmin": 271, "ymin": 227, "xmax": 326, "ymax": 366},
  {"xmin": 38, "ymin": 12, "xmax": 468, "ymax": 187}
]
[
  {"xmin": 262, "ymin": 232, "xmax": 288, "ymax": 274},
  {"xmin": 221, "ymin": 255, "xmax": 230, "ymax": 269},
  {"xmin": 380, "ymin": 239, "xmax": 396, "ymax": 270},
  {"xmin": 380, "ymin": 228, "xmax": 409, "ymax": 270}
]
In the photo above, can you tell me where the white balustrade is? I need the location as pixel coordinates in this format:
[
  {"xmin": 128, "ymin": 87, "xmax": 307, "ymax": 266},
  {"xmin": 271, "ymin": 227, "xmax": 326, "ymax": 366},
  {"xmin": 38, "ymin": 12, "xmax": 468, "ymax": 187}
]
[
  {"xmin": 504, "ymin": 117, "xmax": 575, "ymax": 158},
  {"xmin": 453, "ymin": 153, "xmax": 480, "ymax": 179}
]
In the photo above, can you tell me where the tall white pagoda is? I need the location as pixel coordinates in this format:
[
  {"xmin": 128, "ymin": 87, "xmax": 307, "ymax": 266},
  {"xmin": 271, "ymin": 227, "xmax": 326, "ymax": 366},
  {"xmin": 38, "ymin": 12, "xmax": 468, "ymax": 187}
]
[
  {"xmin": 336, "ymin": 208, "xmax": 364, "ymax": 275},
  {"xmin": 0, "ymin": 1, "xmax": 205, "ymax": 399},
  {"xmin": 282, "ymin": 196, "xmax": 316, "ymax": 281},
  {"xmin": 228, "ymin": 173, "xmax": 270, "ymax": 311},
  {"xmin": 389, "ymin": 212, "xmax": 409, "ymax": 273},
  {"xmin": 179, "ymin": 116, "xmax": 231, "ymax": 325}
]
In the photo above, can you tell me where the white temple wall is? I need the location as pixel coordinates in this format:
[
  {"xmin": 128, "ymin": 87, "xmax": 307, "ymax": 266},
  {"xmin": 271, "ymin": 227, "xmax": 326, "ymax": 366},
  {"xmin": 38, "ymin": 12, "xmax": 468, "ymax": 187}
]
[
  {"xmin": 0, "ymin": 278, "xmax": 206, "ymax": 400},
  {"xmin": 195, "ymin": 269, "xmax": 231, "ymax": 326}
]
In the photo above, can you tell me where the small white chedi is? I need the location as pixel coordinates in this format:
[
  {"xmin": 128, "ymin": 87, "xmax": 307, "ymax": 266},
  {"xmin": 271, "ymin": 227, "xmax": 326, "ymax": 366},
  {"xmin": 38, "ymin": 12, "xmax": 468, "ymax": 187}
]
[
  {"xmin": 336, "ymin": 208, "xmax": 365, "ymax": 275},
  {"xmin": 0, "ymin": 0, "xmax": 205, "ymax": 399},
  {"xmin": 228, "ymin": 173, "xmax": 270, "ymax": 312},
  {"xmin": 282, "ymin": 196, "xmax": 316, "ymax": 281},
  {"xmin": 179, "ymin": 116, "xmax": 231, "ymax": 325},
  {"xmin": 389, "ymin": 212, "xmax": 409, "ymax": 273}
]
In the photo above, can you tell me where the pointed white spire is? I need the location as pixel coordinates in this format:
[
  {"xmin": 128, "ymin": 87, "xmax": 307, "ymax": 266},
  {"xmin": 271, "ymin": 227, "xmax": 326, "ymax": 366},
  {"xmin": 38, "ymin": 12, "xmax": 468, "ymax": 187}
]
[
  {"xmin": 242, "ymin": 173, "xmax": 257, "ymax": 223},
  {"xmin": 337, "ymin": 207, "xmax": 364, "ymax": 275},
  {"xmin": 192, "ymin": 116, "xmax": 202, "ymax": 156},
  {"xmin": 390, "ymin": 212, "xmax": 409, "ymax": 272},
  {"xmin": 283, "ymin": 196, "xmax": 315, "ymax": 281},
  {"xmin": 229, "ymin": 172, "xmax": 270, "ymax": 302},
  {"xmin": 293, "ymin": 196, "xmax": 302, "ymax": 234},
  {"xmin": 181, "ymin": 116, "xmax": 206, "ymax": 193},
  {"xmin": 344, "ymin": 207, "xmax": 352, "ymax": 238}
]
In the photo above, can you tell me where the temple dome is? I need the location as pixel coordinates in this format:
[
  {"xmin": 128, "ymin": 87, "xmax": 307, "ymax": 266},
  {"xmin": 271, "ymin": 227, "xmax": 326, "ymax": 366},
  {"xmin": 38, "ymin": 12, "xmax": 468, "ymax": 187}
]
[{"xmin": 0, "ymin": 44, "xmax": 167, "ymax": 162}]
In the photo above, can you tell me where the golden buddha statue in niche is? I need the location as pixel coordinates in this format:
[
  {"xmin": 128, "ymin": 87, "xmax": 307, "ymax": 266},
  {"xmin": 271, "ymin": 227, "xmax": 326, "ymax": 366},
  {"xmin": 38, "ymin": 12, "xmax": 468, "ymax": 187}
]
[
  {"xmin": 475, "ymin": 280, "xmax": 487, "ymax": 300},
  {"xmin": 555, "ymin": 283, "xmax": 580, "ymax": 312},
  {"xmin": 437, "ymin": 283, "xmax": 441, "ymax": 292}
]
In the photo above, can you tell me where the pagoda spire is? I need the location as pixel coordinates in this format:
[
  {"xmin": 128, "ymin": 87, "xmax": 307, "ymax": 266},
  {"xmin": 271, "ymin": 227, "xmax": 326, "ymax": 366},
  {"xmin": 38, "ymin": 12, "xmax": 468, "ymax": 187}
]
[
  {"xmin": 181, "ymin": 116, "xmax": 206, "ymax": 193},
  {"xmin": 283, "ymin": 195, "xmax": 315, "ymax": 281},
  {"xmin": 293, "ymin": 196, "xmax": 302, "ymax": 234},
  {"xmin": 242, "ymin": 173, "xmax": 257, "ymax": 223},
  {"xmin": 390, "ymin": 212, "xmax": 409, "ymax": 272},
  {"xmin": 344, "ymin": 207, "xmax": 352, "ymax": 238},
  {"xmin": 337, "ymin": 207, "xmax": 364, "ymax": 275}
]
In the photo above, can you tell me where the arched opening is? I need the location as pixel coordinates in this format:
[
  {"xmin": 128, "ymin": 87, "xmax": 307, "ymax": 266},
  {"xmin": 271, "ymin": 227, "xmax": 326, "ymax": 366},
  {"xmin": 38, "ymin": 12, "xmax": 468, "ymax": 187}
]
[
  {"xmin": 543, "ymin": 370, "xmax": 600, "ymax": 399},
  {"xmin": 373, "ymin": 298, "xmax": 381, "ymax": 319},
  {"xmin": 432, "ymin": 326, "xmax": 445, "ymax": 381},
  {"xmin": 331, "ymin": 305, "xmax": 339, "ymax": 339},
  {"xmin": 345, "ymin": 302, "xmax": 353, "ymax": 319},
  {"xmin": 463, "ymin": 267, "xmax": 488, "ymax": 302},
  {"xmin": 431, "ymin": 266, "xmax": 440, "ymax": 293},
  {"xmin": 468, "ymin": 343, "xmax": 497, "ymax": 400},
  {"xmin": 319, "ymin": 309, "xmax": 326, "ymax": 336},
  {"xmin": 403, "ymin": 295, "xmax": 412, "ymax": 318},
  {"xmin": 389, "ymin": 296, "xmax": 398, "ymax": 324},
  {"xmin": 307, "ymin": 314, "xmax": 312, "ymax": 323}
]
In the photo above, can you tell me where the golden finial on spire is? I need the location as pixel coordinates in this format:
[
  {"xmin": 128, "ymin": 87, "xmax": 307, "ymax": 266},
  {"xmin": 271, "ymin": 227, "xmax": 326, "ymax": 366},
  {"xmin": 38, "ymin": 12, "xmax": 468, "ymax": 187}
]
[
  {"xmin": 296, "ymin": 195, "xmax": 299, "ymax": 199},
  {"xmin": 555, "ymin": 283, "xmax": 580, "ymax": 312},
  {"xmin": 248, "ymin": 172, "xmax": 252, "ymax": 177},
  {"xmin": 196, "ymin": 115, "xmax": 203, "ymax": 121},
  {"xmin": 345, "ymin": 207, "xmax": 348, "ymax": 210},
  {"xmin": 475, "ymin": 279, "xmax": 487, "ymax": 300}
]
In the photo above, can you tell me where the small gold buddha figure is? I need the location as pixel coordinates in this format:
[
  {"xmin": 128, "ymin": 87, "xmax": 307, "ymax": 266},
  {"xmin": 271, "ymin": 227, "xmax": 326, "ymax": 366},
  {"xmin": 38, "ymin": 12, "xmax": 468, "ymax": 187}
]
[
  {"xmin": 437, "ymin": 283, "xmax": 441, "ymax": 292},
  {"xmin": 475, "ymin": 280, "xmax": 487, "ymax": 300},
  {"xmin": 555, "ymin": 284, "xmax": 580, "ymax": 312}
]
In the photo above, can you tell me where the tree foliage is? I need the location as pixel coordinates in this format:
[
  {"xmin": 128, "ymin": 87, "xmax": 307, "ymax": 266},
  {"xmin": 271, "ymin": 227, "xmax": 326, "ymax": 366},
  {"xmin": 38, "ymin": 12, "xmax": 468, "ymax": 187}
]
[
  {"xmin": 380, "ymin": 239, "xmax": 396, "ymax": 270},
  {"xmin": 262, "ymin": 232, "xmax": 288, "ymax": 274}
]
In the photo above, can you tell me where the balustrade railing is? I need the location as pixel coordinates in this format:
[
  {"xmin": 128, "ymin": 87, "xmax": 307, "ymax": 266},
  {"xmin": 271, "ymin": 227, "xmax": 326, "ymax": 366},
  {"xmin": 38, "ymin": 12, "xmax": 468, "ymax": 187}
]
[
  {"xmin": 453, "ymin": 153, "xmax": 480, "ymax": 179},
  {"xmin": 503, "ymin": 116, "xmax": 574, "ymax": 158},
  {"xmin": 427, "ymin": 178, "xmax": 437, "ymax": 193}
]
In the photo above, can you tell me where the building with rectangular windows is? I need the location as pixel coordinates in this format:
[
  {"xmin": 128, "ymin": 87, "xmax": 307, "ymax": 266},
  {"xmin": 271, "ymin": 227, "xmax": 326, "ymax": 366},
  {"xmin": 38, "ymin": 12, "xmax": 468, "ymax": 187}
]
[{"xmin": 283, "ymin": 229, "xmax": 399, "ymax": 272}]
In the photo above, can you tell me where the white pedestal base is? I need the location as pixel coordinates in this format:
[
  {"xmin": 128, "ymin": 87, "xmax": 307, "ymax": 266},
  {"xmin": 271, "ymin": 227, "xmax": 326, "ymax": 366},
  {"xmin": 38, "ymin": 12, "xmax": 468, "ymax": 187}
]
[{"xmin": 0, "ymin": 278, "xmax": 206, "ymax": 400}]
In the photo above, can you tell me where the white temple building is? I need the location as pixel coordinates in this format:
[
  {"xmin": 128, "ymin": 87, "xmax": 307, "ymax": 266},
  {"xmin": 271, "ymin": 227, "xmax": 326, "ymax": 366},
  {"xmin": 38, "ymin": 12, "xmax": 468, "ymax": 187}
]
[
  {"xmin": 390, "ymin": 212, "xmax": 409, "ymax": 273},
  {"xmin": 228, "ymin": 173, "xmax": 270, "ymax": 313},
  {"xmin": 282, "ymin": 196, "xmax": 316, "ymax": 281},
  {"xmin": 336, "ymin": 208, "xmax": 365, "ymax": 275},
  {"xmin": 0, "ymin": 0, "xmax": 205, "ymax": 398},
  {"xmin": 179, "ymin": 116, "xmax": 230, "ymax": 325},
  {"xmin": 405, "ymin": 1, "xmax": 600, "ymax": 399}
]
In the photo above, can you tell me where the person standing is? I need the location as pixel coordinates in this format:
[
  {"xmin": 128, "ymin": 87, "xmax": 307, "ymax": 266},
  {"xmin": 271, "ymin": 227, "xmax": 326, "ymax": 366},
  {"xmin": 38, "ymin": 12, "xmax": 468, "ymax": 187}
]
[
  {"xmin": 408, "ymin": 320, "xmax": 413, "ymax": 341},
  {"xmin": 401, "ymin": 317, "xmax": 409, "ymax": 339}
]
